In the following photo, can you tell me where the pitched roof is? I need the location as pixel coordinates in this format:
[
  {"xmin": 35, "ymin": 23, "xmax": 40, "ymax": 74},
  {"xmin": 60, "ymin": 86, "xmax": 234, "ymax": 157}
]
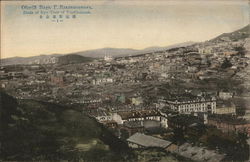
[
  {"xmin": 127, "ymin": 133, "xmax": 171, "ymax": 148},
  {"xmin": 118, "ymin": 110, "xmax": 160, "ymax": 120}
]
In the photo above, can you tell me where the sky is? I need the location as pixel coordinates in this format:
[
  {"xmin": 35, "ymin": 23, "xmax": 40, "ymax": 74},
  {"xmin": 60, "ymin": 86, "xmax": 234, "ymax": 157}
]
[{"xmin": 1, "ymin": 0, "xmax": 249, "ymax": 58}]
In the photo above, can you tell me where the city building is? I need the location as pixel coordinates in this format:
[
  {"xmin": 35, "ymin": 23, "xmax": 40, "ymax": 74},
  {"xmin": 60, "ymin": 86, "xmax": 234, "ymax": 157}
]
[
  {"xmin": 104, "ymin": 55, "xmax": 113, "ymax": 61},
  {"xmin": 215, "ymin": 100, "xmax": 236, "ymax": 115},
  {"xmin": 112, "ymin": 109, "xmax": 167, "ymax": 127},
  {"xmin": 122, "ymin": 121, "xmax": 145, "ymax": 137},
  {"xmin": 218, "ymin": 91, "xmax": 234, "ymax": 100},
  {"xmin": 166, "ymin": 94, "xmax": 216, "ymax": 114}
]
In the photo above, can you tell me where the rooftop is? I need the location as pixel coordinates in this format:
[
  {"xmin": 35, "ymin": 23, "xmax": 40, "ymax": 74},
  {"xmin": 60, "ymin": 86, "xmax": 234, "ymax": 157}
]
[
  {"xmin": 167, "ymin": 92, "xmax": 215, "ymax": 103},
  {"xmin": 123, "ymin": 120, "xmax": 144, "ymax": 128},
  {"xmin": 127, "ymin": 133, "xmax": 171, "ymax": 148},
  {"xmin": 216, "ymin": 100, "xmax": 235, "ymax": 107},
  {"xmin": 118, "ymin": 110, "xmax": 160, "ymax": 120}
]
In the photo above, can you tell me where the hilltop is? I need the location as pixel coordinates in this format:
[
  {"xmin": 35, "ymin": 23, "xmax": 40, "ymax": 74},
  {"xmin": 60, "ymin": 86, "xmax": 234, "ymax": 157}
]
[
  {"xmin": 69, "ymin": 42, "xmax": 195, "ymax": 58},
  {"xmin": 211, "ymin": 24, "xmax": 250, "ymax": 42}
]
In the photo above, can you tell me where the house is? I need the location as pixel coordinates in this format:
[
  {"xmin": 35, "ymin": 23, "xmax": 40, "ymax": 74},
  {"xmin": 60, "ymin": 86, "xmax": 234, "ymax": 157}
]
[
  {"xmin": 198, "ymin": 46, "xmax": 212, "ymax": 54},
  {"xmin": 92, "ymin": 78, "xmax": 113, "ymax": 85},
  {"xmin": 127, "ymin": 133, "xmax": 172, "ymax": 149},
  {"xmin": 122, "ymin": 121, "xmax": 145, "ymax": 137},
  {"xmin": 218, "ymin": 91, "xmax": 234, "ymax": 100},
  {"xmin": 88, "ymin": 109, "xmax": 113, "ymax": 123},
  {"xmin": 51, "ymin": 75, "xmax": 64, "ymax": 86},
  {"xmin": 104, "ymin": 55, "xmax": 113, "ymax": 61},
  {"xmin": 215, "ymin": 100, "xmax": 236, "ymax": 115},
  {"xmin": 101, "ymin": 120, "xmax": 118, "ymax": 128},
  {"xmin": 95, "ymin": 112, "xmax": 112, "ymax": 122},
  {"xmin": 8, "ymin": 72, "xmax": 25, "ymax": 78},
  {"xmin": 112, "ymin": 109, "xmax": 168, "ymax": 127},
  {"xmin": 131, "ymin": 97, "xmax": 143, "ymax": 105}
]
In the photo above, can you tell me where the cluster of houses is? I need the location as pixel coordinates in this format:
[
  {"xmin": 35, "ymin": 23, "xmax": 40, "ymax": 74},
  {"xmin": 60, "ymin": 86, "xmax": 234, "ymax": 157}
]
[
  {"xmin": 89, "ymin": 108, "xmax": 168, "ymax": 132},
  {"xmin": 122, "ymin": 109, "xmax": 250, "ymax": 160},
  {"xmin": 88, "ymin": 92, "xmax": 250, "ymax": 139},
  {"xmin": 1, "ymin": 31, "xmax": 250, "ymax": 161},
  {"xmin": 1, "ymin": 36, "xmax": 249, "ymax": 106},
  {"xmin": 1, "ymin": 61, "xmax": 249, "ymax": 139}
]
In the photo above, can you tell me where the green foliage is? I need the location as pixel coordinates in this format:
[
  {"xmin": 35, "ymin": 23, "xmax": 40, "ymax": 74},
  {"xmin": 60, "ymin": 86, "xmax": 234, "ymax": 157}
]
[
  {"xmin": 197, "ymin": 127, "xmax": 248, "ymax": 161},
  {"xmin": 135, "ymin": 148, "xmax": 178, "ymax": 162},
  {"xmin": 0, "ymin": 91, "xmax": 133, "ymax": 161},
  {"xmin": 221, "ymin": 58, "xmax": 232, "ymax": 69},
  {"xmin": 172, "ymin": 127, "xmax": 185, "ymax": 144},
  {"xmin": 58, "ymin": 54, "xmax": 93, "ymax": 65},
  {"xmin": 170, "ymin": 115, "xmax": 249, "ymax": 161},
  {"xmin": 234, "ymin": 46, "xmax": 246, "ymax": 56}
]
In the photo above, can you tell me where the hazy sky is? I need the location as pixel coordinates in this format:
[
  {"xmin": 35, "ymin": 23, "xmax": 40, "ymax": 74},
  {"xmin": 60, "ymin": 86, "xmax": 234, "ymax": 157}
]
[{"xmin": 1, "ymin": 0, "xmax": 249, "ymax": 58}]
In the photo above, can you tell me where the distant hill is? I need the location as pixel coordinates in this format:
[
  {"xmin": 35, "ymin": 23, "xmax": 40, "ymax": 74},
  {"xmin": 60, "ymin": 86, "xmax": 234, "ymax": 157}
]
[
  {"xmin": 71, "ymin": 48, "xmax": 140, "ymax": 58},
  {"xmin": 1, "ymin": 42, "xmax": 195, "ymax": 66},
  {"xmin": 211, "ymin": 24, "xmax": 250, "ymax": 42},
  {"xmin": 141, "ymin": 41, "xmax": 196, "ymax": 53},
  {"xmin": 1, "ymin": 54, "xmax": 60, "ymax": 66},
  {"xmin": 0, "ymin": 91, "xmax": 133, "ymax": 161},
  {"xmin": 57, "ymin": 54, "xmax": 94, "ymax": 65},
  {"xmin": 1, "ymin": 24, "xmax": 250, "ymax": 66},
  {"xmin": 71, "ymin": 42, "xmax": 196, "ymax": 58}
]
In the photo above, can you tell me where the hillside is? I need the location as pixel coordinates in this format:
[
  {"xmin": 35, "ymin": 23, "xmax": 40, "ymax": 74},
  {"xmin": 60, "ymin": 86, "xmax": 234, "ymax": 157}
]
[
  {"xmin": 0, "ymin": 91, "xmax": 134, "ymax": 161},
  {"xmin": 211, "ymin": 24, "xmax": 250, "ymax": 42},
  {"xmin": 57, "ymin": 54, "xmax": 94, "ymax": 65}
]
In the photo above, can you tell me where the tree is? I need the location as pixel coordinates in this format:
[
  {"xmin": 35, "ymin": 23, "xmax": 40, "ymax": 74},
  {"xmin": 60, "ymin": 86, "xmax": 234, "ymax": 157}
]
[{"xmin": 221, "ymin": 58, "xmax": 232, "ymax": 69}]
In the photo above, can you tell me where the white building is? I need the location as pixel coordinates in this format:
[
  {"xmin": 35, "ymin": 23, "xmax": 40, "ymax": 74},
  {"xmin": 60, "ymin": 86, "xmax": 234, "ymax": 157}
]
[
  {"xmin": 104, "ymin": 55, "xmax": 113, "ymax": 61},
  {"xmin": 112, "ymin": 110, "xmax": 168, "ymax": 128},
  {"xmin": 92, "ymin": 78, "xmax": 113, "ymax": 85},
  {"xmin": 218, "ymin": 91, "xmax": 234, "ymax": 100},
  {"xmin": 215, "ymin": 100, "xmax": 236, "ymax": 115},
  {"xmin": 167, "ymin": 96, "xmax": 216, "ymax": 114}
]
